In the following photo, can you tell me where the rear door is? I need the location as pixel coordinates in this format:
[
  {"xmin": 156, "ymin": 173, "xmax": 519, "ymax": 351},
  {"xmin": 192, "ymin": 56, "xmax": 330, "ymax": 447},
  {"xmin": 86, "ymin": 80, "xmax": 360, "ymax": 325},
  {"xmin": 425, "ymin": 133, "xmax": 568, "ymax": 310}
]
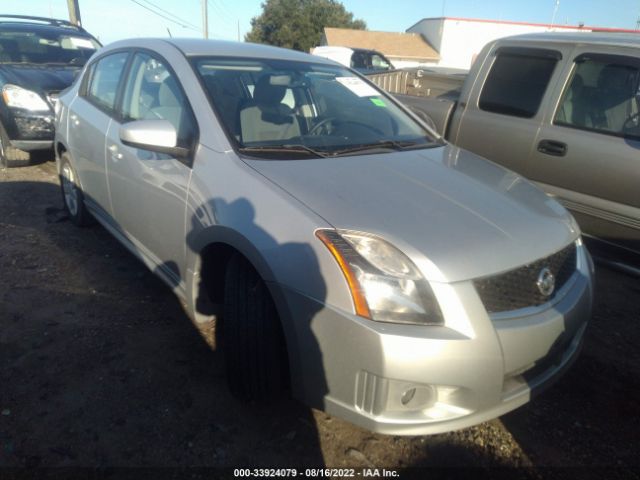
[
  {"xmin": 105, "ymin": 51, "xmax": 198, "ymax": 286},
  {"xmin": 527, "ymin": 48, "xmax": 640, "ymax": 252},
  {"xmin": 450, "ymin": 46, "xmax": 567, "ymax": 173},
  {"xmin": 67, "ymin": 51, "xmax": 129, "ymax": 216}
]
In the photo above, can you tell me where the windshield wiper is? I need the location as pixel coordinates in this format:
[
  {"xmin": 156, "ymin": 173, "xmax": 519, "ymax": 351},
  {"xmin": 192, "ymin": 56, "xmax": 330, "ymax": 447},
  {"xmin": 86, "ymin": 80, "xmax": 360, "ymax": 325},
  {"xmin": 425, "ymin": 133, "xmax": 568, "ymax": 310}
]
[
  {"xmin": 239, "ymin": 144, "xmax": 328, "ymax": 158},
  {"xmin": 331, "ymin": 140, "xmax": 432, "ymax": 156}
]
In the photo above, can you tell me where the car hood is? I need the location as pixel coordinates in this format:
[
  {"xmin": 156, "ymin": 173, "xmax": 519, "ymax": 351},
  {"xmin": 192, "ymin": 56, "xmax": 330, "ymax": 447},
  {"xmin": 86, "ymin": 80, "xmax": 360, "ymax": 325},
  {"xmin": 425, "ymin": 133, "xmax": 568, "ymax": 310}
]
[
  {"xmin": 0, "ymin": 64, "xmax": 80, "ymax": 93},
  {"xmin": 246, "ymin": 145, "xmax": 579, "ymax": 283}
]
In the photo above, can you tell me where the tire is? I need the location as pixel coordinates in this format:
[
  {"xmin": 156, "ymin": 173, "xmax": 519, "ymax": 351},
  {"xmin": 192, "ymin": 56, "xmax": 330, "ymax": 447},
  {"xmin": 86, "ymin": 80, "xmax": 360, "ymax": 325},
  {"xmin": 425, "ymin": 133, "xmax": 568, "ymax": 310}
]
[
  {"xmin": 223, "ymin": 254, "xmax": 289, "ymax": 401},
  {"xmin": 0, "ymin": 122, "xmax": 30, "ymax": 168},
  {"xmin": 59, "ymin": 153, "xmax": 92, "ymax": 226}
]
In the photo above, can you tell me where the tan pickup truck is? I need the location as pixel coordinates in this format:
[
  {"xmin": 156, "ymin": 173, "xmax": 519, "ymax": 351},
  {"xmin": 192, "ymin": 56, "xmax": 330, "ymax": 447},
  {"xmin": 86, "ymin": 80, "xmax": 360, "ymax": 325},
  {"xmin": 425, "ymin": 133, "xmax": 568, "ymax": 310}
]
[{"xmin": 386, "ymin": 32, "xmax": 640, "ymax": 265}]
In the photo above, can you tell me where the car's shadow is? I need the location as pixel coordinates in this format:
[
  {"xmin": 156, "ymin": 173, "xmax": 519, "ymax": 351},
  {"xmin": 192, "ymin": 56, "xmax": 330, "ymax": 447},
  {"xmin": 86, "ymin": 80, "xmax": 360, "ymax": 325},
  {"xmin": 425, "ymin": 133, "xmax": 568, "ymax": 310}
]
[{"xmin": 0, "ymin": 179, "xmax": 325, "ymax": 467}]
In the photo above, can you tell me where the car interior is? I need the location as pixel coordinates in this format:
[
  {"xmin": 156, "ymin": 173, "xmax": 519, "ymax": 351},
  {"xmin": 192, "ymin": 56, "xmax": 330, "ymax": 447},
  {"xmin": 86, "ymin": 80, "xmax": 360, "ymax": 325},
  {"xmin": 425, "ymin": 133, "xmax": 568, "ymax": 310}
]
[
  {"xmin": 556, "ymin": 60, "xmax": 640, "ymax": 136},
  {"xmin": 199, "ymin": 68, "xmax": 401, "ymax": 150}
]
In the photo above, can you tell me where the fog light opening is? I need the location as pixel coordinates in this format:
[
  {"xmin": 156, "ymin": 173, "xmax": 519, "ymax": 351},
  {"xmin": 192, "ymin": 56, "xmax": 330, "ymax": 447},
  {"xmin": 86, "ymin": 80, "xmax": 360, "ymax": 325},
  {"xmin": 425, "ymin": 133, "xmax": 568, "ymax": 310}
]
[
  {"xmin": 397, "ymin": 385, "xmax": 436, "ymax": 410},
  {"xmin": 401, "ymin": 388, "xmax": 416, "ymax": 406}
]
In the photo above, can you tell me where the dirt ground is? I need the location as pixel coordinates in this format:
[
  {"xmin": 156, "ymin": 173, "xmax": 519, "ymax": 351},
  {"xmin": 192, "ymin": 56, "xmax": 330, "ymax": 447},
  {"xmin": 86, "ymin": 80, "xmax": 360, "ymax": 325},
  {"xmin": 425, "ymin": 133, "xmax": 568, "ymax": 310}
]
[{"xmin": 1, "ymin": 160, "xmax": 639, "ymax": 478}]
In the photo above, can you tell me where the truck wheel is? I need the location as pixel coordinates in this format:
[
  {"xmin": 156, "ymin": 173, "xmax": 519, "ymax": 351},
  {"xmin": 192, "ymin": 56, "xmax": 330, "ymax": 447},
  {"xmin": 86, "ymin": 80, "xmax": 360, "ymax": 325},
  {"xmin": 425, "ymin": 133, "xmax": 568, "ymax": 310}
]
[
  {"xmin": 0, "ymin": 123, "xmax": 30, "ymax": 168},
  {"xmin": 223, "ymin": 254, "xmax": 289, "ymax": 400},
  {"xmin": 59, "ymin": 153, "xmax": 92, "ymax": 226}
]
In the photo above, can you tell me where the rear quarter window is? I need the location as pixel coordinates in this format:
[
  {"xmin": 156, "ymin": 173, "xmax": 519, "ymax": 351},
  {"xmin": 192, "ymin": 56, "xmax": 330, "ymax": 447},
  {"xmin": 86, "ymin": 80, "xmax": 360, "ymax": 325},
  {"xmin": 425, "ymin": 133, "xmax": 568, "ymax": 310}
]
[{"xmin": 86, "ymin": 52, "xmax": 128, "ymax": 113}]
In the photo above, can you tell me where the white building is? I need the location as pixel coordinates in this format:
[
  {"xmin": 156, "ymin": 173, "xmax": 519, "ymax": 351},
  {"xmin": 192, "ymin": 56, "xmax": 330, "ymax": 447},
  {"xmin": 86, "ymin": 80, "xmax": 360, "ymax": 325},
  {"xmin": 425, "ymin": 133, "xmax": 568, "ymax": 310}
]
[{"xmin": 407, "ymin": 17, "xmax": 632, "ymax": 70}]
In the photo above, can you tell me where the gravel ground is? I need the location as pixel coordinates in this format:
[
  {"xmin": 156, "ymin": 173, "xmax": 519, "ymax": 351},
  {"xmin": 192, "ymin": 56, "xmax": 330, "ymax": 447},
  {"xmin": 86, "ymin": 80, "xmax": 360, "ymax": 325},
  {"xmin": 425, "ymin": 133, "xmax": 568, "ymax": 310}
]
[{"xmin": 1, "ymin": 160, "xmax": 639, "ymax": 478}]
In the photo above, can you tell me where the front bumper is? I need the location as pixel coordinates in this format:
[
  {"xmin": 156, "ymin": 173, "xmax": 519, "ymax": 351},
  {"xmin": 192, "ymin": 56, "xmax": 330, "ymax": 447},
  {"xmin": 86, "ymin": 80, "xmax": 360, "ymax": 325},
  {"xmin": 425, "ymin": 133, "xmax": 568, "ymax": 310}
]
[
  {"xmin": 4, "ymin": 111, "xmax": 55, "ymax": 150},
  {"xmin": 279, "ymin": 243, "xmax": 593, "ymax": 435}
]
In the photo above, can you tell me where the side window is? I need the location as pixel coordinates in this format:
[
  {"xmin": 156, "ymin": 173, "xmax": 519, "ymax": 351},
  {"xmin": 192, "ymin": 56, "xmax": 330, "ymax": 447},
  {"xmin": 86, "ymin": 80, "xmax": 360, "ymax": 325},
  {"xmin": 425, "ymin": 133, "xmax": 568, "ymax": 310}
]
[
  {"xmin": 121, "ymin": 52, "xmax": 197, "ymax": 149},
  {"xmin": 555, "ymin": 55, "xmax": 640, "ymax": 138},
  {"xmin": 371, "ymin": 54, "xmax": 391, "ymax": 70},
  {"xmin": 86, "ymin": 52, "xmax": 128, "ymax": 112},
  {"xmin": 479, "ymin": 51, "xmax": 558, "ymax": 118}
]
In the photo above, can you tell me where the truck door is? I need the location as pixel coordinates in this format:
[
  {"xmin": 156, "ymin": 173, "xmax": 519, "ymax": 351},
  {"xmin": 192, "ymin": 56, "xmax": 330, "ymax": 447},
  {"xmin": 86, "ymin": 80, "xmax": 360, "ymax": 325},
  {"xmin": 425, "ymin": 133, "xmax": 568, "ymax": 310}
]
[
  {"xmin": 450, "ymin": 46, "xmax": 564, "ymax": 173},
  {"xmin": 527, "ymin": 50, "xmax": 640, "ymax": 253}
]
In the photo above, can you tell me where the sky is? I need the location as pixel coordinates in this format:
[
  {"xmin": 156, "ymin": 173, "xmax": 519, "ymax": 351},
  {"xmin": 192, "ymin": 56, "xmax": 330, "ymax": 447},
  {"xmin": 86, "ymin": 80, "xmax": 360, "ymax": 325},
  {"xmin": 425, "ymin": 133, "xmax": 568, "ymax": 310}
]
[{"xmin": 3, "ymin": 0, "xmax": 640, "ymax": 45}]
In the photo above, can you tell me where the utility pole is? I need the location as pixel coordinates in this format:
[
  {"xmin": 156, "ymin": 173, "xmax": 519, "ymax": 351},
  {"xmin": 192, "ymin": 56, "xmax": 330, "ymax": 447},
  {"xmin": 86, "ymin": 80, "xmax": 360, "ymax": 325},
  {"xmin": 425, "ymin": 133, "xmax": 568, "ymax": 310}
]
[
  {"xmin": 66, "ymin": 0, "xmax": 82, "ymax": 26},
  {"xmin": 237, "ymin": 19, "xmax": 240, "ymax": 41},
  {"xmin": 550, "ymin": 0, "xmax": 560, "ymax": 27},
  {"xmin": 202, "ymin": 0, "xmax": 208, "ymax": 39}
]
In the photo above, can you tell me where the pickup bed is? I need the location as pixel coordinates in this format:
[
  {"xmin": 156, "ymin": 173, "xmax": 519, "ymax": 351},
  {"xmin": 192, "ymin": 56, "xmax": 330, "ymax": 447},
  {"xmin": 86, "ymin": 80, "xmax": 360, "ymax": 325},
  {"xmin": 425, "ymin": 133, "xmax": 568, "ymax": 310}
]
[{"xmin": 387, "ymin": 32, "xmax": 640, "ymax": 263}]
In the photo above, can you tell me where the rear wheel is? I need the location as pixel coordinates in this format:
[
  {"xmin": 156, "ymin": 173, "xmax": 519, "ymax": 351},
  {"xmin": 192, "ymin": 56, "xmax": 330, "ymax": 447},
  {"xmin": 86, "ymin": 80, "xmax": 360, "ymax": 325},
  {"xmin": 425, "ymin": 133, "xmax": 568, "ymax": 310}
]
[
  {"xmin": 223, "ymin": 254, "xmax": 289, "ymax": 400},
  {"xmin": 59, "ymin": 153, "xmax": 92, "ymax": 226}
]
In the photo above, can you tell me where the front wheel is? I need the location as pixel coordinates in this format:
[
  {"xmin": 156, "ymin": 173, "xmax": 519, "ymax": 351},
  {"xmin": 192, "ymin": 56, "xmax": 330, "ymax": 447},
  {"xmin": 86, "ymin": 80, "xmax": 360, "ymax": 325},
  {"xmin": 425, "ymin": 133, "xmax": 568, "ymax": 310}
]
[
  {"xmin": 59, "ymin": 153, "xmax": 92, "ymax": 226},
  {"xmin": 223, "ymin": 254, "xmax": 289, "ymax": 401}
]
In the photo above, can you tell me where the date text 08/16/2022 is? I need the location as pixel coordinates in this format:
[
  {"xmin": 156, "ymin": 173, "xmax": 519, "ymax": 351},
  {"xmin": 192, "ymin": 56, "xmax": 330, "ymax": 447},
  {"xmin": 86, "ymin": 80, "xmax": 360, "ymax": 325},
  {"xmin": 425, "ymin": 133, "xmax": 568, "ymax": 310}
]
[{"xmin": 233, "ymin": 468, "xmax": 400, "ymax": 478}]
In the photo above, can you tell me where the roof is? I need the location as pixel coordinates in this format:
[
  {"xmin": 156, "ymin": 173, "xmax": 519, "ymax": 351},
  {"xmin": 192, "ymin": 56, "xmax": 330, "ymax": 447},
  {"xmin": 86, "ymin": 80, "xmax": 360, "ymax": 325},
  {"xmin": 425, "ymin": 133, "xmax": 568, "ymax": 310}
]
[
  {"xmin": 322, "ymin": 27, "xmax": 439, "ymax": 60},
  {"xmin": 0, "ymin": 17, "xmax": 89, "ymax": 34},
  {"xmin": 409, "ymin": 16, "xmax": 640, "ymax": 34},
  {"xmin": 103, "ymin": 38, "xmax": 337, "ymax": 64},
  {"xmin": 503, "ymin": 31, "xmax": 640, "ymax": 49}
]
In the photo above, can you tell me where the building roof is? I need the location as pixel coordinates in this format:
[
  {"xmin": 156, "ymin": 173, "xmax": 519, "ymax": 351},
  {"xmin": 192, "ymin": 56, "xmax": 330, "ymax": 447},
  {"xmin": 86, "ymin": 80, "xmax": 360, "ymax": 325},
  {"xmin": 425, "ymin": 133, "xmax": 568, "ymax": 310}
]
[
  {"xmin": 408, "ymin": 17, "xmax": 640, "ymax": 34},
  {"xmin": 323, "ymin": 27, "xmax": 439, "ymax": 60}
]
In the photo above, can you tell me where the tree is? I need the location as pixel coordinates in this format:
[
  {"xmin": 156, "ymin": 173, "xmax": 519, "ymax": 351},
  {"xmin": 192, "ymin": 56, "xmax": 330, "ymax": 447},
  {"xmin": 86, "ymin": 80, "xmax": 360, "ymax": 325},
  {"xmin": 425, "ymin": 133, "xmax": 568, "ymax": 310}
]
[{"xmin": 245, "ymin": 0, "xmax": 366, "ymax": 52}]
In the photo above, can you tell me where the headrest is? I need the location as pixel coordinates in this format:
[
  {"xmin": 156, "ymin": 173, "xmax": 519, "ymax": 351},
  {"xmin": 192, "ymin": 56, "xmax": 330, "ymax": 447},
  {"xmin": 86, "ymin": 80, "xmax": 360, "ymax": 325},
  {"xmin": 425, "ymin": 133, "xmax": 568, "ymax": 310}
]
[
  {"xmin": 598, "ymin": 64, "xmax": 632, "ymax": 91},
  {"xmin": 253, "ymin": 75, "xmax": 286, "ymax": 106}
]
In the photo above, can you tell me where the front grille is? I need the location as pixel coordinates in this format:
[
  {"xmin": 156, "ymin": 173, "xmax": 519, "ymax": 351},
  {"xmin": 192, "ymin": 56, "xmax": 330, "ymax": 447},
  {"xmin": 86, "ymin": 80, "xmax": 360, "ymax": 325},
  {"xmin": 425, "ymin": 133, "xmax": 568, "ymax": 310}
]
[{"xmin": 474, "ymin": 243, "xmax": 577, "ymax": 314}]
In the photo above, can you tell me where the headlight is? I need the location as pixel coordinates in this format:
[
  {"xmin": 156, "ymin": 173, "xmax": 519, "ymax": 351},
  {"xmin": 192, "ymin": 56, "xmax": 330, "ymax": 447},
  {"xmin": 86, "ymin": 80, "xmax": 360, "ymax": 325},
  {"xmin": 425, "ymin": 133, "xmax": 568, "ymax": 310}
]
[
  {"xmin": 316, "ymin": 229, "xmax": 443, "ymax": 325},
  {"xmin": 2, "ymin": 84, "xmax": 50, "ymax": 111}
]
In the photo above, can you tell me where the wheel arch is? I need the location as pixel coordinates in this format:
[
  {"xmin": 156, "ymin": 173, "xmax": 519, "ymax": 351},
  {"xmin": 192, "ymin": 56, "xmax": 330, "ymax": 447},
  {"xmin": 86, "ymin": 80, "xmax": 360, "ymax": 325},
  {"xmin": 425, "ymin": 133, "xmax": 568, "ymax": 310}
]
[{"xmin": 189, "ymin": 225, "xmax": 302, "ymax": 390}]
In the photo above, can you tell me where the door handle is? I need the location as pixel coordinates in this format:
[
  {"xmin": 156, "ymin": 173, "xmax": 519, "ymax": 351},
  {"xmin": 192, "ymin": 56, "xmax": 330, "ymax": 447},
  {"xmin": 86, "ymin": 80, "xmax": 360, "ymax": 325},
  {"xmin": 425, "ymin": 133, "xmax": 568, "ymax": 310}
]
[{"xmin": 537, "ymin": 139, "xmax": 567, "ymax": 157}]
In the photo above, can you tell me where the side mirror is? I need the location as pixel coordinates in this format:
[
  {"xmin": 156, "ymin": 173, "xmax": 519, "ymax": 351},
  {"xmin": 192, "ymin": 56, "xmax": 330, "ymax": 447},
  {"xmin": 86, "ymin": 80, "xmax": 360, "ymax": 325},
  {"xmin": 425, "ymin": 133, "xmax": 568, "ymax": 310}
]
[{"xmin": 119, "ymin": 119, "xmax": 189, "ymax": 158}]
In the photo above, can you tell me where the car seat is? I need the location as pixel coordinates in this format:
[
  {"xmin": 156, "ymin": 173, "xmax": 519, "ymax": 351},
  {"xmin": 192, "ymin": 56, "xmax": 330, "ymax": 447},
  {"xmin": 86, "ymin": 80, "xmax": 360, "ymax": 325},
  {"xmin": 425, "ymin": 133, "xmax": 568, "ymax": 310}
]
[{"xmin": 239, "ymin": 75, "xmax": 300, "ymax": 143}]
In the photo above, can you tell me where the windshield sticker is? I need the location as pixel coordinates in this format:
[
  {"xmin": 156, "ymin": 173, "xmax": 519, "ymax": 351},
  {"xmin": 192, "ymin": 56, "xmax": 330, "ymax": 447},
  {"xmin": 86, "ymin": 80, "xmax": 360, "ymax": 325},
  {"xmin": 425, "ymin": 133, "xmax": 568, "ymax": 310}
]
[
  {"xmin": 336, "ymin": 77, "xmax": 379, "ymax": 97},
  {"xmin": 370, "ymin": 98, "xmax": 386, "ymax": 107},
  {"xmin": 69, "ymin": 37, "xmax": 94, "ymax": 49}
]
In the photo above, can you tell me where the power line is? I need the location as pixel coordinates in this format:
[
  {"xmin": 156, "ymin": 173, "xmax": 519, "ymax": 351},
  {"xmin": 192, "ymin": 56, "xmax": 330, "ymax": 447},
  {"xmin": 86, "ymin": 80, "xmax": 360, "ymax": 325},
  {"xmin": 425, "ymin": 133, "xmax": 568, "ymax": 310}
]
[
  {"xmin": 207, "ymin": 0, "xmax": 231, "ymax": 23},
  {"xmin": 211, "ymin": 0, "xmax": 234, "ymax": 19},
  {"xmin": 129, "ymin": 0, "xmax": 201, "ymax": 32},
  {"xmin": 137, "ymin": 0, "xmax": 201, "ymax": 30}
]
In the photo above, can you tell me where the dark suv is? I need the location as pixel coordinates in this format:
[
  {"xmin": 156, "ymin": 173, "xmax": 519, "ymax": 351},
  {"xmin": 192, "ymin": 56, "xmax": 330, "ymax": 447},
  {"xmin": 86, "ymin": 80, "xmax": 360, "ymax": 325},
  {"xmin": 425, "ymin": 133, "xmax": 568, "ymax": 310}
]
[{"xmin": 0, "ymin": 15, "xmax": 100, "ymax": 167}]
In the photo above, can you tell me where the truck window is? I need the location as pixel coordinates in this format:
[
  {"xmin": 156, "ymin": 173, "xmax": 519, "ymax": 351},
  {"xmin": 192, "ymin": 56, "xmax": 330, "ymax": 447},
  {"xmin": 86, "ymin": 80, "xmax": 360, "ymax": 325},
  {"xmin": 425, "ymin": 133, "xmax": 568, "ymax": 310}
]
[
  {"xmin": 479, "ymin": 52, "xmax": 558, "ymax": 118},
  {"xmin": 555, "ymin": 55, "xmax": 640, "ymax": 139}
]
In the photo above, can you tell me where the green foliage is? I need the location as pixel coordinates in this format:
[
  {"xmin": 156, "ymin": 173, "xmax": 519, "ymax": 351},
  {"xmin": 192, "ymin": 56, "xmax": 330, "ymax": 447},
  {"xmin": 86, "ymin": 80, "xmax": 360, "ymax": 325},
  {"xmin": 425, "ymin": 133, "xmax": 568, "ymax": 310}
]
[{"xmin": 245, "ymin": 0, "xmax": 366, "ymax": 52}]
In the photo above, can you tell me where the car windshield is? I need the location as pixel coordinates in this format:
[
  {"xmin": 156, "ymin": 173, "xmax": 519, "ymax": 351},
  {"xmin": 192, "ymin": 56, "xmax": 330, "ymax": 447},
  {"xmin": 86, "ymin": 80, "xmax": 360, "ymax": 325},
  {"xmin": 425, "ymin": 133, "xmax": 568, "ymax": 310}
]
[
  {"xmin": 193, "ymin": 57, "xmax": 438, "ymax": 158},
  {"xmin": 0, "ymin": 29, "xmax": 99, "ymax": 66}
]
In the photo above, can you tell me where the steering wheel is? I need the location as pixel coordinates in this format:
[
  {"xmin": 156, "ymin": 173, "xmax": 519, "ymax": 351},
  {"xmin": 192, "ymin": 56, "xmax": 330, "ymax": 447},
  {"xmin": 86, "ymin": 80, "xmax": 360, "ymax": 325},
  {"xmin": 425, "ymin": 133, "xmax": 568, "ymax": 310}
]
[{"xmin": 309, "ymin": 117, "xmax": 385, "ymax": 136}]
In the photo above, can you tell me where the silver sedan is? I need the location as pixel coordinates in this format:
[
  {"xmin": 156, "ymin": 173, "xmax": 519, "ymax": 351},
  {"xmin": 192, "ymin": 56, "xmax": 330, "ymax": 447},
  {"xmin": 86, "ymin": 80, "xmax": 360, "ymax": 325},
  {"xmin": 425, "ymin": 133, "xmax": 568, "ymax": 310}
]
[{"xmin": 54, "ymin": 38, "xmax": 593, "ymax": 435}]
